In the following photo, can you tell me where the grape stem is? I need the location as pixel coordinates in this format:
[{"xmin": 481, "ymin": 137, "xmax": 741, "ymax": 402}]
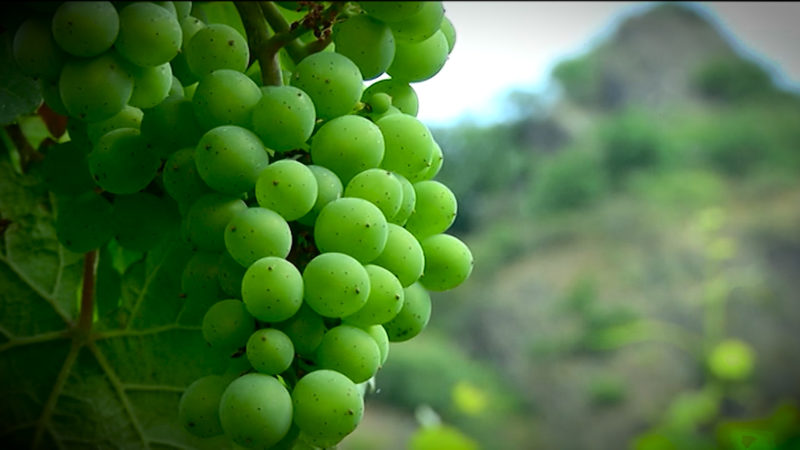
[
  {"xmin": 234, "ymin": 1, "xmax": 283, "ymax": 86},
  {"xmin": 259, "ymin": 1, "xmax": 342, "ymax": 63},
  {"xmin": 77, "ymin": 250, "xmax": 98, "ymax": 335}
]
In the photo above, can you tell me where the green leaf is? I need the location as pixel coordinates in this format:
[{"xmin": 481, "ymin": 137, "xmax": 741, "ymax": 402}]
[
  {"xmin": 0, "ymin": 32, "xmax": 42, "ymax": 126},
  {"xmin": 0, "ymin": 158, "xmax": 231, "ymax": 449}
]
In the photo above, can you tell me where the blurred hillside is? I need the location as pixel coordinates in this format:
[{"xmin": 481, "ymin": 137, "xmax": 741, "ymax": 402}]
[{"xmin": 344, "ymin": 3, "xmax": 800, "ymax": 450}]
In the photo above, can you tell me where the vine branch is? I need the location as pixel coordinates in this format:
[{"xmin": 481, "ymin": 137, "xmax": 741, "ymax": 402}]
[{"xmin": 235, "ymin": 1, "xmax": 283, "ymax": 86}]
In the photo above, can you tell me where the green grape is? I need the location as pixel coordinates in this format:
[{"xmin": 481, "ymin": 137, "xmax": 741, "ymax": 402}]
[
  {"xmin": 162, "ymin": 147, "xmax": 212, "ymax": 207},
  {"xmin": 387, "ymin": 30, "xmax": 449, "ymax": 83},
  {"xmin": 369, "ymin": 104, "xmax": 402, "ymax": 123},
  {"xmin": 390, "ymin": 173, "xmax": 416, "ymax": 225},
  {"xmin": 43, "ymin": 142, "xmax": 95, "ymax": 196},
  {"xmin": 185, "ymin": 23, "xmax": 249, "ymax": 77},
  {"xmin": 224, "ymin": 208, "xmax": 292, "ymax": 267},
  {"xmin": 55, "ymin": 192, "xmax": 113, "ymax": 253},
  {"xmin": 316, "ymin": 324, "xmax": 381, "ymax": 383},
  {"xmin": 365, "ymin": 324, "xmax": 390, "ymax": 365},
  {"xmin": 310, "ymin": 115, "xmax": 385, "ymax": 184},
  {"xmin": 241, "ymin": 256, "xmax": 303, "ymax": 323},
  {"xmin": 344, "ymin": 168, "xmax": 404, "ymax": 219},
  {"xmin": 172, "ymin": 15, "xmax": 207, "ymax": 85},
  {"xmin": 377, "ymin": 113, "xmax": 434, "ymax": 179},
  {"xmin": 333, "ymin": 14, "xmax": 395, "ymax": 80},
  {"xmin": 372, "ymin": 223, "xmax": 424, "ymax": 287},
  {"xmin": 276, "ymin": 304, "xmax": 326, "ymax": 357},
  {"xmin": 192, "ymin": 69, "xmax": 262, "ymax": 130},
  {"xmin": 246, "ymin": 328, "xmax": 294, "ymax": 375},
  {"xmin": 404, "ymin": 180, "xmax": 457, "ymax": 238},
  {"xmin": 297, "ymin": 165, "xmax": 343, "ymax": 226},
  {"xmin": 389, "ymin": 1, "xmax": 443, "ymax": 42},
  {"xmin": 59, "ymin": 52, "xmax": 133, "ymax": 121},
  {"xmin": 116, "ymin": 2, "xmax": 182, "ymax": 67},
  {"xmin": 88, "ymin": 128, "xmax": 160, "ymax": 194},
  {"xmin": 174, "ymin": 1, "xmax": 192, "ymax": 18},
  {"xmin": 418, "ymin": 140, "xmax": 443, "ymax": 181},
  {"xmin": 251, "ymin": 85, "xmax": 316, "ymax": 152},
  {"xmin": 13, "ymin": 18, "xmax": 65, "ymax": 79},
  {"xmin": 181, "ymin": 250, "xmax": 224, "ymax": 324},
  {"xmin": 51, "ymin": 1, "xmax": 118, "ymax": 57},
  {"xmin": 255, "ymin": 159, "xmax": 318, "ymax": 221},
  {"xmin": 219, "ymin": 373, "xmax": 293, "ymax": 448},
  {"xmin": 140, "ymin": 96, "xmax": 203, "ymax": 158},
  {"xmin": 86, "ymin": 105, "xmax": 143, "ymax": 145},
  {"xmin": 178, "ymin": 375, "xmax": 227, "ymax": 438},
  {"xmin": 383, "ymin": 282, "xmax": 431, "ymax": 342},
  {"xmin": 201, "ymin": 299, "xmax": 254, "ymax": 352},
  {"xmin": 40, "ymin": 78, "xmax": 68, "ymax": 116},
  {"xmin": 195, "ymin": 125, "xmax": 269, "ymax": 195},
  {"xmin": 302, "ymin": 252, "xmax": 370, "ymax": 318},
  {"xmin": 361, "ymin": 1, "xmax": 423, "ymax": 23},
  {"xmin": 292, "ymin": 370, "xmax": 364, "ymax": 447},
  {"xmin": 218, "ymin": 251, "xmax": 246, "ymax": 298},
  {"xmin": 314, "ymin": 197, "xmax": 388, "ymax": 263},
  {"xmin": 362, "ymin": 79, "xmax": 419, "ymax": 116},
  {"xmin": 366, "ymin": 92, "xmax": 393, "ymax": 115},
  {"xmin": 168, "ymin": 75, "xmax": 185, "ymax": 98},
  {"xmin": 343, "ymin": 264, "xmax": 404, "ymax": 326},
  {"xmin": 128, "ymin": 62, "xmax": 173, "ymax": 109},
  {"xmin": 111, "ymin": 192, "xmax": 179, "ymax": 252},
  {"xmin": 291, "ymin": 52, "xmax": 363, "ymax": 120},
  {"xmin": 184, "ymin": 193, "xmax": 247, "ymax": 251},
  {"xmin": 221, "ymin": 354, "xmax": 254, "ymax": 382},
  {"xmin": 65, "ymin": 120, "xmax": 92, "ymax": 152},
  {"xmin": 419, "ymin": 234, "xmax": 473, "ymax": 292},
  {"xmin": 440, "ymin": 16, "xmax": 456, "ymax": 53},
  {"xmin": 154, "ymin": 1, "xmax": 178, "ymax": 16}
]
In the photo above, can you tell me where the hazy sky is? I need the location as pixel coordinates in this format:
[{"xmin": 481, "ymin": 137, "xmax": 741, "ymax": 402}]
[{"xmin": 409, "ymin": 2, "xmax": 800, "ymax": 126}]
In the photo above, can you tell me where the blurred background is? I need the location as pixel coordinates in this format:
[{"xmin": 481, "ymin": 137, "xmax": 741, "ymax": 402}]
[{"xmin": 343, "ymin": 2, "xmax": 800, "ymax": 449}]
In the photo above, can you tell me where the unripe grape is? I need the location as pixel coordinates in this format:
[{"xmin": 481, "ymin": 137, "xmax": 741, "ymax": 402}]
[
  {"xmin": 291, "ymin": 52, "xmax": 363, "ymax": 120},
  {"xmin": 116, "ymin": 2, "xmax": 182, "ymax": 67},
  {"xmin": 219, "ymin": 373, "xmax": 293, "ymax": 448},
  {"xmin": 51, "ymin": 1, "xmax": 119, "ymax": 58}
]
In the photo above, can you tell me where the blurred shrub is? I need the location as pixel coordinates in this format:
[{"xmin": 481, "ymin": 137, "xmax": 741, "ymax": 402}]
[
  {"xmin": 692, "ymin": 57, "xmax": 774, "ymax": 102},
  {"xmin": 528, "ymin": 148, "xmax": 607, "ymax": 212},
  {"xmin": 553, "ymin": 54, "xmax": 603, "ymax": 106},
  {"xmin": 628, "ymin": 169, "xmax": 725, "ymax": 209},
  {"xmin": 377, "ymin": 334, "xmax": 511, "ymax": 419},
  {"xmin": 598, "ymin": 111, "xmax": 666, "ymax": 182}
]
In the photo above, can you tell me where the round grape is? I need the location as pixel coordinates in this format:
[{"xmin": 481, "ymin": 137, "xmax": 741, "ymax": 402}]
[
  {"xmin": 303, "ymin": 252, "xmax": 370, "ymax": 318},
  {"xmin": 242, "ymin": 256, "xmax": 304, "ymax": 323},
  {"xmin": 195, "ymin": 125, "xmax": 269, "ymax": 195},
  {"xmin": 246, "ymin": 328, "xmax": 294, "ymax": 375},
  {"xmin": 219, "ymin": 373, "xmax": 293, "ymax": 448},
  {"xmin": 255, "ymin": 159, "xmax": 318, "ymax": 221},
  {"xmin": 419, "ymin": 234, "xmax": 474, "ymax": 292},
  {"xmin": 224, "ymin": 208, "xmax": 292, "ymax": 267}
]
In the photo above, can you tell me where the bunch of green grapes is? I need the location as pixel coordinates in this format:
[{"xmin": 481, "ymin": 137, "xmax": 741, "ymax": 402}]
[{"xmin": 14, "ymin": 1, "xmax": 470, "ymax": 448}]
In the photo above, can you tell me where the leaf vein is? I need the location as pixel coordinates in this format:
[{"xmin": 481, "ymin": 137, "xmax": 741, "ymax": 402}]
[
  {"xmin": 0, "ymin": 329, "xmax": 70, "ymax": 353},
  {"xmin": 88, "ymin": 342, "xmax": 150, "ymax": 450}
]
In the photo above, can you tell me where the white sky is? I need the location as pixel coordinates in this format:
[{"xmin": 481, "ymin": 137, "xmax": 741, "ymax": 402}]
[{"xmin": 409, "ymin": 2, "xmax": 800, "ymax": 126}]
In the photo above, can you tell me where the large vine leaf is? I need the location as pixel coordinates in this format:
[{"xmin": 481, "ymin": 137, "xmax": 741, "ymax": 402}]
[{"xmin": 0, "ymin": 158, "xmax": 232, "ymax": 449}]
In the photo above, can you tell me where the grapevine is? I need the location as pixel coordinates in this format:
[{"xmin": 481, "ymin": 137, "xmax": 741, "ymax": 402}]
[{"xmin": 2, "ymin": 1, "xmax": 471, "ymax": 448}]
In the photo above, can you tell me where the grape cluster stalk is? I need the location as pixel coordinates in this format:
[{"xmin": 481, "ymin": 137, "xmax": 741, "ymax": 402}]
[{"xmin": 11, "ymin": 1, "xmax": 472, "ymax": 448}]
